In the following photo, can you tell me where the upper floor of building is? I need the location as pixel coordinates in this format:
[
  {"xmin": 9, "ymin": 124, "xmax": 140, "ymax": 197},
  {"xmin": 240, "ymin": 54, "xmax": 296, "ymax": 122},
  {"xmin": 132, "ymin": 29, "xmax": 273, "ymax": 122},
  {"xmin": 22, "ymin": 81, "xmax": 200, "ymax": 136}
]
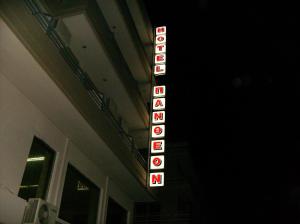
[{"xmin": 0, "ymin": 0, "xmax": 157, "ymax": 222}]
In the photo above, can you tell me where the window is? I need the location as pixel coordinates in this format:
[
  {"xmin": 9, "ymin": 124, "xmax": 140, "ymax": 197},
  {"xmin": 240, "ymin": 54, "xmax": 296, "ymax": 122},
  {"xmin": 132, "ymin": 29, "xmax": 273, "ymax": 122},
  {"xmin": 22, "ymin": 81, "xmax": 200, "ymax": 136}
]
[
  {"xmin": 18, "ymin": 137, "xmax": 55, "ymax": 201},
  {"xmin": 59, "ymin": 164, "xmax": 100, "ymax": 224},
  {"xmin": 106, "ymin": 198, "xmax": 128, "ymax": 224}
]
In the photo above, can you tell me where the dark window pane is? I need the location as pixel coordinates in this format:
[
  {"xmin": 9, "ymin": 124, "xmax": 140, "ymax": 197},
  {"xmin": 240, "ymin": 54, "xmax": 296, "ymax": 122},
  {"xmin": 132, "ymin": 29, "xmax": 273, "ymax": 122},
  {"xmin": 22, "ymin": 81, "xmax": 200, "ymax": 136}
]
[
  {"xmin": 106, "ymin": 198, "xmax": 127, "ymax": 224},
  {"xmin": 18, "ymin": 137, "xmax": 55, "ymax": 201},
  {"xmin": 59, "ymin": 164, "xmax": 100, "ymax": 224}
]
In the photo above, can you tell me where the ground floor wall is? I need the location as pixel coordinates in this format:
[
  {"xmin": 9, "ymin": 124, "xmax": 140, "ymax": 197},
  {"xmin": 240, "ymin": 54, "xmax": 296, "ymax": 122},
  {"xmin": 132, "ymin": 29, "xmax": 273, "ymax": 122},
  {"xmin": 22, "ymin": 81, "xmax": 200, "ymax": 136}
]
[{"xmin": 0, "ymin": 72, "xmax": 134, "ymax": 223}]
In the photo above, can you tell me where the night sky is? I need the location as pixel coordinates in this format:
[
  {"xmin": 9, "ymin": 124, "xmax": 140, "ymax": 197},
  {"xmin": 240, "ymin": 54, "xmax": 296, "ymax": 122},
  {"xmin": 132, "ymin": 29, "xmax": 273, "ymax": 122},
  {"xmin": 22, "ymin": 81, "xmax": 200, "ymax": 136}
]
[{"xmin": 144, "ymin": 0, "xmax": 299, "ymax": 223}]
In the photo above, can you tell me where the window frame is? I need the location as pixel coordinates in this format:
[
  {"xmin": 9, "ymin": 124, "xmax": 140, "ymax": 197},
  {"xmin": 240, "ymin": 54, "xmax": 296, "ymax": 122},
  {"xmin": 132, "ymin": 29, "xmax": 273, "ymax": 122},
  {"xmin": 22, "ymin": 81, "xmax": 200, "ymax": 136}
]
[
  {"xmin": 58, "ymin": 163, "xmax": 101, "ymax": 224},
  {"xmin": 18, "ymin": 136, "xmax": 56, "ymax": 201}
]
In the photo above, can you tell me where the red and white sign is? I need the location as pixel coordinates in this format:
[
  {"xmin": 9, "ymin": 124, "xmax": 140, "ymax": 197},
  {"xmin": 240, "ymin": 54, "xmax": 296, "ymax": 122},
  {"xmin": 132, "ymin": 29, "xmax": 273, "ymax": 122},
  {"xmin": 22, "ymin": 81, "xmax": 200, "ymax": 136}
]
[
  {"xmin": 150, "ymin": 155, "xmax": 165, "ymax": 170},
  {"xmin": 154, "ymin": 26, "xmax": 167, "ymax": 77},
  {"xmin": 155, "ymin": 34, "xmax": 166, "ymax": 44},
  {"xmin": 155, "ymin": 44, "xmax": 166, "ymax": 54},
  {"xmin": 152, "ymin": 111, "xmax": 165, "ymax": 124},
  {"xmin": 153, "ymin": 85, "xmax": 166, "ymax": 98},
  {"xmin": 154, "ymin": 64, "xmax": 166, "ymax": 75},
  {"xmin": 152, "ymin": 125, "xmax": 165, "ymax": 138},
  {"xmin": 155, "ymin": 53, "xmax": 166, "ymax": 64},
  {"xmin": 156, "ymin": 26, "xmax": 166, "ymax": 35},
  {"xmin": 149, "ymin": 26, "xmax": 167, "ymax": 188},
  {"xmin": 149, "ymin": 172, "xmax": 164, "ymax": 187},
  {"xmin": 151, "ymin": 140, "xmax": 165, "ymax": 154},
  {"xmin": 153, "ymin": 98, "xmax": 165, "ymax": 110}
]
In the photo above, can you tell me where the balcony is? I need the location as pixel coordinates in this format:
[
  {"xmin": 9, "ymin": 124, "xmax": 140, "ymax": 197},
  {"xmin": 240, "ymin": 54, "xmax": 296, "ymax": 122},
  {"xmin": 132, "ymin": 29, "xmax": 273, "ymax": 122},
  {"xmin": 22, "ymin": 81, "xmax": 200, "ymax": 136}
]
[
  {"xmin": 37, "ymin": 0, "xmax": 152, "ymax": 149},
  {"xmin": 0, "ymin": 0, "xmax": 155, "ymax": 201}
]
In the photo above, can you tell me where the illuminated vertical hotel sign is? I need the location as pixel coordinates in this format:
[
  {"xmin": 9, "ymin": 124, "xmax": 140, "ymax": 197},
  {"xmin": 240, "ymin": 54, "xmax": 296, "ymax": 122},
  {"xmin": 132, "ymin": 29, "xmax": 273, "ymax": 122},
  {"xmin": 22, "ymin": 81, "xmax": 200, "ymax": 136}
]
[{"xmin": 149, "ymin": 26, "xmax": 166, "ymax": 187}]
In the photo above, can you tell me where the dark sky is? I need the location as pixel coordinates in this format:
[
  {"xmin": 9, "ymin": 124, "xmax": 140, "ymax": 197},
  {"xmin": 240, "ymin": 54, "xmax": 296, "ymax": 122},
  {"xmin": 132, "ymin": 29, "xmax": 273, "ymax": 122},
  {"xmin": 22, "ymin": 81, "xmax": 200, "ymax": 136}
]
[{"xmin": 144, "ymin": 0, "xmax": 300, "ymax": 224}]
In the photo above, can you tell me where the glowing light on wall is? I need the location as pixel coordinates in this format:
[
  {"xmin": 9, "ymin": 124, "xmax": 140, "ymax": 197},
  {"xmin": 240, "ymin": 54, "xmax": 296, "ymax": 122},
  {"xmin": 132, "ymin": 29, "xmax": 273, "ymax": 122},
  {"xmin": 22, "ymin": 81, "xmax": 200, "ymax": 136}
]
[{"xmin": 26, "ymin": 156, "xmax": 45, "ymax": 162}]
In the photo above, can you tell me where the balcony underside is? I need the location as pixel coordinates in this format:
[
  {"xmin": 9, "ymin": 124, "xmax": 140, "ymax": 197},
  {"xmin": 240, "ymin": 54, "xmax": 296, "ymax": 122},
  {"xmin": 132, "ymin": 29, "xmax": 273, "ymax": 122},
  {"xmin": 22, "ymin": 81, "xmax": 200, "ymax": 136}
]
[
  {"xmin": 39, "ymin": 0, "xmax": 152, "ymax": 149},
  {"xmin": 0, "ymin": 6, "xmax": 154, "ymax": 201}
]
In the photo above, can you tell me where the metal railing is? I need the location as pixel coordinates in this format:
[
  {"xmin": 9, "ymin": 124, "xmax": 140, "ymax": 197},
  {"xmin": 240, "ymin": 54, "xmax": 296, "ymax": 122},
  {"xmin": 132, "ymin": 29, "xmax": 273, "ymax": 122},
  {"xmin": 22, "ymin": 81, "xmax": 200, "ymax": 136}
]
[{"xmin": 24, "ymin": 0, "xmax": 147, "ymax": 169}]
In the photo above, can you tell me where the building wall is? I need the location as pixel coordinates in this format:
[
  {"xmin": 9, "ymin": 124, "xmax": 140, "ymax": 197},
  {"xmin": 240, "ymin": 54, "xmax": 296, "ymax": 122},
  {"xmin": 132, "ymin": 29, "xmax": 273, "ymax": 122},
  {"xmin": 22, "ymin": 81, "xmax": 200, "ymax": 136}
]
[
  {"xmin": 134, "ymin": 143, "xmax": 197, "ymax": 224},
  {"xmin": 0, "ymin": 72, "xmax": 67, "ymax": 196},
  {"xmin": 0, "ymin": 72, "xmax": 134, "ymax": 223}
]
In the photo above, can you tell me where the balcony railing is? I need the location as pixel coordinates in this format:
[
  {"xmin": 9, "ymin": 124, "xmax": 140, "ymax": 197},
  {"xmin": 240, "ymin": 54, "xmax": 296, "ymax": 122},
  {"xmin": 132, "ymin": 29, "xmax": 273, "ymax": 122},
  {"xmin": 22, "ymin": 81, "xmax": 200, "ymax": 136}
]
[{"xmin": 24, "ymin": 0, "xmax": 147, "ymax": 169}]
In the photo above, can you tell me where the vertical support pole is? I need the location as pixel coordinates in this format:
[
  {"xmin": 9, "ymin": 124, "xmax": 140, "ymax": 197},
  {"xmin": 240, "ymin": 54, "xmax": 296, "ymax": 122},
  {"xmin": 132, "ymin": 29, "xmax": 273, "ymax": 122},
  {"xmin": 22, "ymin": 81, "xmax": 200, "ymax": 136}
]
[{"xmin": 98, "ymin": 176, "xmax": 109, "ymax": 224}]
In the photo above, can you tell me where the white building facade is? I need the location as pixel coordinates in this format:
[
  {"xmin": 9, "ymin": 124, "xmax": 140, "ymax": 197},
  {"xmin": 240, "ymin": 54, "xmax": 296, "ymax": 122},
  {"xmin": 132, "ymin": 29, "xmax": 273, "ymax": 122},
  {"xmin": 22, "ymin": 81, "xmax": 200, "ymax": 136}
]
[{"xmin": 0, "ymin": 0, "xmax": 155, "ymax": 223}]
